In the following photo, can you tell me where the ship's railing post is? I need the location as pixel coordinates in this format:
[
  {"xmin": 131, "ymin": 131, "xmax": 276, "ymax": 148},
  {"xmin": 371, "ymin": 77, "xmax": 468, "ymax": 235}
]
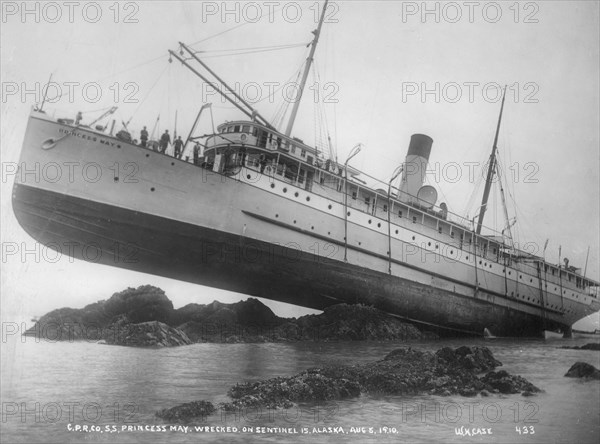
[
  {"xmin": 343, "ymin": 144, "xmax": 362, "ymax": 262},
  {"xmin": 387, "ymin": 165, "xmax": 403, "ymax": 274}
]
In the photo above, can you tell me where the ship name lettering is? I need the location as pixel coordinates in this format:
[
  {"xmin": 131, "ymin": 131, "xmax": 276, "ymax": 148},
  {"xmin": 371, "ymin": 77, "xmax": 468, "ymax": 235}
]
[{"xmin": 58, "ymin": 128, "xmax": 122, "ymax": 147}]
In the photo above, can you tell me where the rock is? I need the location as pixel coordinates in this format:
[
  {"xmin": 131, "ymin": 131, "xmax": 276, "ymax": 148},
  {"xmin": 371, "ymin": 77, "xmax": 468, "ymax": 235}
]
[
  {"xmin": 25, "ymin": 287, "xmax": 435, "ymax": 344},
  {"xmin": 156, "ymin": 401, "xmax": 215, "ymax": 421},
  {"xmin": 105, "ymin": 321, "xmax": 192, "ymax": 347},
  {"xmin": 159, "ymin": 346, "xmax": 539, "ymax": 417},
  {"xmin": 435, "ymin": 346, "xmax": 502, "ymax": 373},
  {"xmin": 560, "ymin": 343, "xmax": 600, "ymax": 351},
  {"xmin": 564, "ymin": 362, "xmax": 600, "ymax": 379},
  {"xmin": 230, "ymin": 347, "xmax": 533, "ymax": 409},
  {"xmin": 481, "ymin": 370, "xmax": 541, "ymax": 394}
]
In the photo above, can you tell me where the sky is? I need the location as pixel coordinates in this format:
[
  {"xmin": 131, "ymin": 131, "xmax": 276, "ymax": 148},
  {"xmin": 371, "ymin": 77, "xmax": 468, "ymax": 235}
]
[{"xmin": 1, "ymin": 1, "xmax": 599, "ymax": 330}]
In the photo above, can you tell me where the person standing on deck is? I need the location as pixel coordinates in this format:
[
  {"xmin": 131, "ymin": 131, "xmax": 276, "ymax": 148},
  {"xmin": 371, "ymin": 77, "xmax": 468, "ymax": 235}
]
[
  {"xmin": 173, "ymin": 136, "xmax": 184, "ymax": 159},
  {"xmin": 140, "ymin": 126, "xmax": 148, "ymax": 147},
  {"xmin": 193, "ymin": 143, "xmax": 200, "ymax": 165},
  {"xmin": 159, "ymin": 130, "xmax": 170, "ymax": 154}
]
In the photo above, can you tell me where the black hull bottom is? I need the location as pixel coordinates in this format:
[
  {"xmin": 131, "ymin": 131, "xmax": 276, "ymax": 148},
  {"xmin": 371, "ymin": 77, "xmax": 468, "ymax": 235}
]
[{"xmin": 12, "ymin": 183, "xmax": 567, "ymax": 337}]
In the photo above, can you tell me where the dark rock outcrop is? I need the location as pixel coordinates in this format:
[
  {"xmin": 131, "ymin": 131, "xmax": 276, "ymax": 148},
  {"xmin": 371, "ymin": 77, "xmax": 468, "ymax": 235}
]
[
  {"xmin": 480, "ymin": 370, "xmax": 541, "ymax": 394},
  {"xmin": 271, "ymin": 304, "xmax": 434, "ymax": 341},
  {"xmin": 560, "ymin": 343, "xmax": 600, "ymax": 351},
  {"xmin": 25, "ymin": 287, "xmax": 435, "ymax": 344},
  {"xmin": 103, "ymin": 285, "xmax": 173, "ymax": 324},
  {"xmin": 105, "ymin": 320, "xmax": 192, "ymax": 347},
  {"xmin": 156, "ymin": 401, "xmax": 216, "ymax": 421},
  {"xmin": 564, "ymin": 362, "xmax": 600, "ymax": 379},
  {"xmin": 158, "ymin": 346, "xmax": 540, "ymax": 421}
]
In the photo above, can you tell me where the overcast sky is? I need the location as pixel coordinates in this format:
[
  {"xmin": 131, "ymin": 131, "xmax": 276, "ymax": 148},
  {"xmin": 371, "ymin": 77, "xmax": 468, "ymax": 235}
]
[{"xmin": 1, "ymin": 1, "xmax": 598, "ymax": 330}]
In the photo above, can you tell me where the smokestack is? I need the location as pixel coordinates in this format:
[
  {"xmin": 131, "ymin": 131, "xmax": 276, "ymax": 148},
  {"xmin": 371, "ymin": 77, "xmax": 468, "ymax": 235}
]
[{"xmin": 399, "ymin": 134, "xmax": 433, "ymax": 204}]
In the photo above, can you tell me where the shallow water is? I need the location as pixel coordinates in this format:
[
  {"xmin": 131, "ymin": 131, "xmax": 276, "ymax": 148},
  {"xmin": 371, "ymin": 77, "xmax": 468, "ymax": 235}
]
[{"xmin": 1, "ymin": 337, "xmax": 599, "ymax": 443}]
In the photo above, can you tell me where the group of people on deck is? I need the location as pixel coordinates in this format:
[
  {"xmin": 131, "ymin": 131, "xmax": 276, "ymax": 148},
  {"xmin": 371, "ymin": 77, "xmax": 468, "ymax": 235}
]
[{"xmin": 138, "ymin": 126, "xmax": 201, "ymax": 165}]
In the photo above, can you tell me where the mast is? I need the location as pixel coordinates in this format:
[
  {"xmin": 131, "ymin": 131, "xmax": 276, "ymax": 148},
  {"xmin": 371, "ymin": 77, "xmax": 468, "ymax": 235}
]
[
  {"xmin": 476, "ymin": 86, "xmax": 507, "ymax": 235},
  {"xmin": 284, "ymin": 0, "xmax": 329, "ymax": 137}
]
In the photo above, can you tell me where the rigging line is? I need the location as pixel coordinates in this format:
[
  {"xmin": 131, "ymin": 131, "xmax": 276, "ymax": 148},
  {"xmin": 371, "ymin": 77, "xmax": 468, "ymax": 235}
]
[
  {"xmin": 194, "ymin": 42, "xmax": 309, "ymax": 54},
  {"xmin": 79, "ymin": 106, "xmax": 114, "ymax": 114},
  {"xmin": 313, "ymin": 60, "xmax": 332, "ymax": 158},
  {"xmin": 198, "ymin": 44, "xmax": 310, "ymax": 59},
  {"xmin": 272, "ymin": 60, "xmax": 306, "ymax": 128},
  {"xmin": 188, "ymin": 5, "xmax": 286, "ymax": 47},
  {"xmin": 50, "ymin": 57, "xmax": 166, "ymax": 103},
  {"xmin": 130, "ymin": 64, "xmax": 170, "ymax": 119}
]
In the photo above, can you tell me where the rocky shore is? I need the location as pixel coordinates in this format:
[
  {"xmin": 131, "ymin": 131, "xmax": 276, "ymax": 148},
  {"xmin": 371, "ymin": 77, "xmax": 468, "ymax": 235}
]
[
  {"xmin": 24, "ymin": 285, "xmax": 436, "ymax": 346},
  {"xmin": 156, "ymin": 346, "xmax": 541, "ymax": 421}
]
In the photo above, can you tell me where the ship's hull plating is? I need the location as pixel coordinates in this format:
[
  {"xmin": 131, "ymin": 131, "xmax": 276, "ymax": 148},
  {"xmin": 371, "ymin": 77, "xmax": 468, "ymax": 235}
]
[
  {"xmin": 14, "ymin": 182, "xmax": 563, "ymax": 337},
  {"xmin": 11, "ymin": 113, "xmax": 598, "ymax": 337}
]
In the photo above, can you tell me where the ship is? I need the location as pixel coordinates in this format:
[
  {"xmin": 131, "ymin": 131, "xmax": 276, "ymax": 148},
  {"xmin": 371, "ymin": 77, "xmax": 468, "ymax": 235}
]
[{"xmin": 11, "ymin": 1, "xmax": 600, "ymax": 337}]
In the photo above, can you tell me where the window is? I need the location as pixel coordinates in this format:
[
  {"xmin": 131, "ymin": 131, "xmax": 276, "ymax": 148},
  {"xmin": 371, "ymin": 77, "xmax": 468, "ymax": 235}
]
[
  {"xmin": 383, "ymin": 204, "xmax": 388, "ymax": 212},
  {"xmin": 242, "ymin": 125, "xmax": 251, "ymax": 133},
  {"xmin": 398, "ymin": 210, "xmax": 402, "ymax": 218},
  {"xmin": 307, "ymin": 155, "xmax": 313, "ymax": 165},
  {"xmin": 352, "ymin": 192, "xmax": 357, "ymax": 200},
  {"xmin": 301, "ymin": 150, "xmax": 306, "ymax": 157},
  {"xmin": 234, "ymin": 125, "xmax": 240, "ymax": 132}
]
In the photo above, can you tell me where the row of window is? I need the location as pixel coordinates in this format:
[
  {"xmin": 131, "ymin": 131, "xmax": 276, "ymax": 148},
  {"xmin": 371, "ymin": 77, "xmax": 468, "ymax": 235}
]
[{"xmin": 265, "ymin": 179, "xmax": 595, "ymax": 304}]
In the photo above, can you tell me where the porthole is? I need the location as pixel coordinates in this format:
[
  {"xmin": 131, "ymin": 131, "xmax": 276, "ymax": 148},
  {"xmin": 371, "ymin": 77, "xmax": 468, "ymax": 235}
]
[
  {"xmin": 275, "ymin": 214, "xmax": 279, "ymax": 218},
  {"xmin": 150, "ymin": 187, "xmax": 155, "ymax": 192},
  {"xmin": 247, "ymin": 175, "xmax": 251, "ymax": 179},
  {"xmin": 311, "ymin": 226, "xmax": 314, "ymax": 230},
  {"xmin": 377, "ymin": 223, "xmax": 381, "ymax": 228},
  {"xmin": 328, "ymin": 204, "xmax": 332, "ymax": 210},
  {"xmin": 428, "ymin": 242, "xmax": 432, "ymax": 247},
  {"xmin": 306, "ymin": 196, "xmax": 310, "ymax": 202},
  {"xmin": 294, "ymin": 192, "xmax": 299, "ymax": 197},
  {"xmin": 171, "ymin": 162, "xmax": 175, "ymax": 166},
  {"xmin": 412, "ymin": 236, "xmax": 416, "ymax": 241},
  {"xmin": 395, "ymin": 230, "xmax": 399, "ymax": 234},
  {"xmin": 466, "ymin": 256, "xmax": 469, "ymax": 260},
  {"xmin": 145, "ymin": 153, "xmax": 150, "ymax": 158},
  {"xmin": 114, "ymin": 177, "xmax": 119, "ymax": 182},
  {"xmin": 271, "ymin": 183, "xmax": 275, "ymax": 188},
  {"xmin": 450, "ymin": 250, "xmax": 454, "ymax": 255},
  {"xmin": 328, "ymin": 231, "xmax": 331, "ymax": 235},
  {"xmin": 368, "ymin": 219, "xmax": 372, "ymax": 224},
  {"xmin": 347, "ymin": 211, "xmax": 351, "ymax": 216},
  {"xmin": 530, "ymin": 279, "xmax": 533, "ymax": 283},
  {"xmin": 293, "ymin": 220, "xmax": 297, "ymax": 224},
  {"xmin": 358, "ymin": 242, "xmax": 362, "ymax": 246},
  {"xmin": 283, "ymin": 188, "xmax": 288, "ymax": 193},
  {"xmin": 435, "ymin": 245, "xmax": 439, "ymax": 249}
]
